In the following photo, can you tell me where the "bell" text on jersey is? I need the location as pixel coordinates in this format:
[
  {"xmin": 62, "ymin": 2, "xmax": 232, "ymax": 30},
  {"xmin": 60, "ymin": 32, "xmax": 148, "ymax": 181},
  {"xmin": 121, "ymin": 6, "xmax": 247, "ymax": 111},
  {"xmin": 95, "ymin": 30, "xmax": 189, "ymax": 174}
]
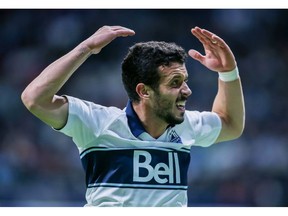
[{"xmin": 133, "ymin": 150, "xmax": 181, "ymax": 184}]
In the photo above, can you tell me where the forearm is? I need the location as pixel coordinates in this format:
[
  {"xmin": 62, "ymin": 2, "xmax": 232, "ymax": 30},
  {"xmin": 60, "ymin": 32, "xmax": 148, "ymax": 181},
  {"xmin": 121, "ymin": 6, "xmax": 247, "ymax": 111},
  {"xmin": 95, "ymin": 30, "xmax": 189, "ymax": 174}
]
[
  {"xmin": 212, "ymin": 77, "xmax": 245, "ymax": 142},
  {"xmin": 21, "ymin": 26, "xmax": 135, "ymax": 129},
  {"xmin": 22, "ymin": 42, "xmax": 92, "ymax": 107}
]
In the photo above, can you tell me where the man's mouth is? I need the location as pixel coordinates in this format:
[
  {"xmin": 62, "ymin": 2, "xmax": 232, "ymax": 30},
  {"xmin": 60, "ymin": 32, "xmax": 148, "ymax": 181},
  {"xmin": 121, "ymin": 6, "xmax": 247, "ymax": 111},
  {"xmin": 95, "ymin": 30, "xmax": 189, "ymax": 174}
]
[{"xmin": 176, "ymin": 101, "xmax": 186, "ymax": 111}]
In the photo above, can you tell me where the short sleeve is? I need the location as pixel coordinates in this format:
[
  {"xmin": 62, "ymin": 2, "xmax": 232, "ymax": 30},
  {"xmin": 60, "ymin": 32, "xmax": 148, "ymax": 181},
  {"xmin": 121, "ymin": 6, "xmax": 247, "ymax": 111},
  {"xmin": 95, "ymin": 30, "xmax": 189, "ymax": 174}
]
[
  {"xmin": 56, "ymin": 95, "xmax": 119, "ymax": 149},
  {"xmin": 183, "ymin": 111, "xmax": 222, "ymax": 147}
]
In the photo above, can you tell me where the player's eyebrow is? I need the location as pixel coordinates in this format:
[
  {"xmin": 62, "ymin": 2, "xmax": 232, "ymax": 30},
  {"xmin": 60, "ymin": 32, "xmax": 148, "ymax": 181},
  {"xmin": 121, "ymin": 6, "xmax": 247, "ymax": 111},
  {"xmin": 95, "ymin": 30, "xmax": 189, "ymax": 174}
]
[{"xmin": 162, "ymin": 69, "xmax": 188, "ymax": 82}]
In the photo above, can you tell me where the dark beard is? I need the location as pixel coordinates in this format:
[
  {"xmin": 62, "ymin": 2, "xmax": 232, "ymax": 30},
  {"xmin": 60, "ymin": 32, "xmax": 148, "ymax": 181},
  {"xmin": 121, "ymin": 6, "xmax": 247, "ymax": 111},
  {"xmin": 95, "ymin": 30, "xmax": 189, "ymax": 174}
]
[
  {"xmin": 153, "ymin": 91, "xmax": 185, "ymax": 126},
  {"xmin": 162, "ymin": 112, "xmax": 185, "ymax": 125}
]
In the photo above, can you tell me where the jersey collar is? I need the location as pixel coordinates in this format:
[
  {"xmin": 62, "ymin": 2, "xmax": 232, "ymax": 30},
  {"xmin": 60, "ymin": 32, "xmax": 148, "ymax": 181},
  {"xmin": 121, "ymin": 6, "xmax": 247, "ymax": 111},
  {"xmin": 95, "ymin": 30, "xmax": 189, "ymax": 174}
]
[{"xmin": 125, "ymin": 100, "xmax": 146, "ymax": 137}]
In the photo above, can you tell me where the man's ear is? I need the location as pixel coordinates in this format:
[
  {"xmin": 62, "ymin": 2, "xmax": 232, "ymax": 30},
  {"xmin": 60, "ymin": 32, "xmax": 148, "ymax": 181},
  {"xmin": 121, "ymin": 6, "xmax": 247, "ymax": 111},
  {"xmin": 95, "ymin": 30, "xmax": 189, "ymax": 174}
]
[{"xmin": 135, "ymin": 83, "xmax": 151, "ymax": 99}]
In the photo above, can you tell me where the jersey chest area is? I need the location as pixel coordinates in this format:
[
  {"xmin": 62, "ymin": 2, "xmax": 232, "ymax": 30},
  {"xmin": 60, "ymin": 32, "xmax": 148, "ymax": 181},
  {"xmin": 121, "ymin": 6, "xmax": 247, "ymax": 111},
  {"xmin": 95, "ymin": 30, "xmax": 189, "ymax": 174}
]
[{"xmin": 80, "ymin": 138, "xmax": 191, "ymax": 190}]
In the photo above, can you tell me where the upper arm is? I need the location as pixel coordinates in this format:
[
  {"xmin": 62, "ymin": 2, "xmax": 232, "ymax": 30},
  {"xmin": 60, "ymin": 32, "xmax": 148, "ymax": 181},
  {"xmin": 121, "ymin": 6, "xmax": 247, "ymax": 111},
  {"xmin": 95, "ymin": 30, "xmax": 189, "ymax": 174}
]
[
  {"xmin": 23, "ymin": 94, "xmax": 69, "ymax": 130},
  {"xmin": 214, "ymin": 113, "xmax": 243, "ymax": 143},
  {"xmin": 214, "ymin": 115, "xmax": 229, "ymax": 143}
]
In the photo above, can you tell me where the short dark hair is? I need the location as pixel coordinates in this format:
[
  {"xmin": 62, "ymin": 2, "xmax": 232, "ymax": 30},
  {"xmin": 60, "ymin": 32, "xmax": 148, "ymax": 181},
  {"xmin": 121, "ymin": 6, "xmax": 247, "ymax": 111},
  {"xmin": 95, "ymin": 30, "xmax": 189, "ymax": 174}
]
[{"xmin": 121, "ymin": 41, "xmax": 187, "ymax": 102}]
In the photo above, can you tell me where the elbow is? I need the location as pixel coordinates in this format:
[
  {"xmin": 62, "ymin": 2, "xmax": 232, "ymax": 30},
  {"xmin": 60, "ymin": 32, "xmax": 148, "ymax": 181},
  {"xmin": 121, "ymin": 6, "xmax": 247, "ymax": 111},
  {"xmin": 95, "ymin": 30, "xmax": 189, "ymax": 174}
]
[
  {"xmin": 233, "ymin": 126, "xmax": 244, "ymax": 140},
  {"xmin": 230, "ymin": 118, "xmax": 245, "ymax": 140},
  {"xmin": 21, "ymin": 89, "xmax": 38, "ymax": 111},
  {"xmin": 237, "ymin": 113, "xmax": 246, "ymax": 138},
  {"xmin": 219, "ymin": 114, "xmax": 245, "ymax": 142}
]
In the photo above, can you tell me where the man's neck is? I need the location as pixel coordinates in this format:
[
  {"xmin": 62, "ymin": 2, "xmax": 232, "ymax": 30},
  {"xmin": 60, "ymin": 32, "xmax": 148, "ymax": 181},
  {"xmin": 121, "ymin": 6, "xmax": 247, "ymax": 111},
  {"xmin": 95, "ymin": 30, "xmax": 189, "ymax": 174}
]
[{"xmin": 132, "ymin": 102, "xmax": 168, "ymax": 139}]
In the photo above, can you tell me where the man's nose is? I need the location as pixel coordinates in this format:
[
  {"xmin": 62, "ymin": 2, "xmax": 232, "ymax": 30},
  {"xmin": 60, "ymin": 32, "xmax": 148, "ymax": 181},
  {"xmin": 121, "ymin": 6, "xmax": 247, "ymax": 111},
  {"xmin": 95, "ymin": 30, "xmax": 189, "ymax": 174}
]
[{"xmin": 181, "ymin": 82, "xmax": 192, "ymax": 97}]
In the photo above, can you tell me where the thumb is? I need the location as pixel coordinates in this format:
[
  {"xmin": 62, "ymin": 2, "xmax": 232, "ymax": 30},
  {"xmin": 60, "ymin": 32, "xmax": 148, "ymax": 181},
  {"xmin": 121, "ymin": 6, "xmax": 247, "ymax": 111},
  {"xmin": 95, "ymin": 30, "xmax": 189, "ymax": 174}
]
[{"xmin": 188, "ymin": 49, "xmax": 205, "ymax": 64}]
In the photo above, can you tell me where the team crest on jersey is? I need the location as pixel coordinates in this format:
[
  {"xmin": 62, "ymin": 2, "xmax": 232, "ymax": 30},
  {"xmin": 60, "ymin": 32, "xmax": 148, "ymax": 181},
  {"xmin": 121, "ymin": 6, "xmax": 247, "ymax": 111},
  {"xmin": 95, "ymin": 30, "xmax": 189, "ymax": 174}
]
[{"xmin": 169, "ymin": 130, "xmax": 182, "ymax": 143}]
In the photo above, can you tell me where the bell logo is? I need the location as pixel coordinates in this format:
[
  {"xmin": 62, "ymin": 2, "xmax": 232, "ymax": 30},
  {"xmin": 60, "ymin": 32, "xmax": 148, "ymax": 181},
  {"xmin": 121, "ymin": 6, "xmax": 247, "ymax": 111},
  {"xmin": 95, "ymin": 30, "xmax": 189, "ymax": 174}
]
[{"xmin": 133, "ymin": 150, "xmax": 180, "ymax": 184}]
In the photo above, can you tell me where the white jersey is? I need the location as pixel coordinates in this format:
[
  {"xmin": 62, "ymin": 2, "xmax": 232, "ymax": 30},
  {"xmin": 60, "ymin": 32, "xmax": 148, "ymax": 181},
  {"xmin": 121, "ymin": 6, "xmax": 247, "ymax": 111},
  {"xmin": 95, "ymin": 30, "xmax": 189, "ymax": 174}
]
[{"xmin": 57, "ymin": 96, "xmax": 222, "ymax": 207}]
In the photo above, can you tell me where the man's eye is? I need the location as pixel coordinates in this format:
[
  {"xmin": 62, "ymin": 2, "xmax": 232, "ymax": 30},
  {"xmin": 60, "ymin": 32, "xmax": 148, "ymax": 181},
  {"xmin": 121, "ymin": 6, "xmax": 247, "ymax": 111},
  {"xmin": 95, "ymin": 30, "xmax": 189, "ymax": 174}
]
[{"xmin": 171, "ymin": 80, "xmax": 180, "ymax": 87}]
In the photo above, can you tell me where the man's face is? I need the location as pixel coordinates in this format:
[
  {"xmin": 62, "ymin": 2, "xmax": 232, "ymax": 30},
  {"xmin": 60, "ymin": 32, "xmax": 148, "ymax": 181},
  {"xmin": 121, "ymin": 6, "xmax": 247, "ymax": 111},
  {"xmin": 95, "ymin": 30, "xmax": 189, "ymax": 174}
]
[{"xmin": 150, "ymin": 62, "xmax": 192, "ymax": 125}]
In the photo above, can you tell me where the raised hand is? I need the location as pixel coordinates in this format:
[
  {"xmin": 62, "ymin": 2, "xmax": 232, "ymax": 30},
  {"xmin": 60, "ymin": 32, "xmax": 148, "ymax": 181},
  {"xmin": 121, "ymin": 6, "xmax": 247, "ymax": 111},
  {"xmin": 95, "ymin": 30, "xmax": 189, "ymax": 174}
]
[
  {"xmin": 82, "ymin": 25, "xmax": 135, "ymax": 54},
  {"xmin": 188, "ymin": 26, "xmax": 236, "ymax": 72}
]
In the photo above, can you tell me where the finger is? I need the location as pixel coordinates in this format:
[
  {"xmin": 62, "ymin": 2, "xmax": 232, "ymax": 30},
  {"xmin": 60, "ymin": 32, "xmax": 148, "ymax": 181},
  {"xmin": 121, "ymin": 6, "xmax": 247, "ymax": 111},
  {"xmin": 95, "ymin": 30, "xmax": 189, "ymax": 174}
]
[
  {"xmin": 192, "ymin": 27, "xmax": 220, "ymax": 47},
  {"xmin": 110, "ymin": 26, "xmax": 135, "ymax": 32},
  {"xmin": 116, "ymin": 30, "xmax": 136, "ymax": 37},
  {"xmin": 188, "ymin": 49, "xmax": 205, "ymax": 64},
  {"xmin": 191, "ymin": 27, "xmax": 204, "ymax": 42},
  {"xmin": 103, "ymin": 25, "xmax": 131, "ymax": 30},
  {"xmin": 201, "ymin": 28, "xmax": 227, "ymax": 49},
  {"xmin": 210, "ymin": 35, "xmax": 227, "ymax": 49},
  {"xmin": 191, "ymin": 27, "xmax": 217, "ymax": 52},
  {"xmin": 99, "ymin": 25, "xmax": 135, "ymax": 37},
  {"xmin": 112, "ymin": 27, "xmax": 136, "ymax": 37},
  {"xmin": 191, "ymin": 27, "xmax": 210, "ymax": 45}
]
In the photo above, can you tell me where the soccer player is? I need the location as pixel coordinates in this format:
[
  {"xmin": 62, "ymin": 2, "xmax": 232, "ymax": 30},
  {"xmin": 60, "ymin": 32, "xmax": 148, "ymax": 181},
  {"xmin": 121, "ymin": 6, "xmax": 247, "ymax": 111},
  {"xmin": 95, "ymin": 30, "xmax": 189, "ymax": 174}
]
[{"xmin": 21, "ymin": 25, "xmax": 245, "ymax": 207}]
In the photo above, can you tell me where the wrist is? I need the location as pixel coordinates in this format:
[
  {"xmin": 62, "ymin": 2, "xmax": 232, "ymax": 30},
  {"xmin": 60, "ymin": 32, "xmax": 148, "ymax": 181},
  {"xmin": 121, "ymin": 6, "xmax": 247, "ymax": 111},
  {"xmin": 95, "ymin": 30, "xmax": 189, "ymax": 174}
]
[
  {"xmin": 218, "ymin": 67, "xmax": 239, "ymax": 82},
  {"xmin": 78, "ymin": 42, "xmax": 93, "ymax": 54}
]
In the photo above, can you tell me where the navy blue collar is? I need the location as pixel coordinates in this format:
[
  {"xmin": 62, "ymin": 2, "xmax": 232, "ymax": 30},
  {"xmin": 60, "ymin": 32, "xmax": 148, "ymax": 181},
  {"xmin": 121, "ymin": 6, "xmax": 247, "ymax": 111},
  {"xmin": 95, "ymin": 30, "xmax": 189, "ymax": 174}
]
[{"xmin": 125, "ymin": 100, "xmax": 146, "ymax": 137}]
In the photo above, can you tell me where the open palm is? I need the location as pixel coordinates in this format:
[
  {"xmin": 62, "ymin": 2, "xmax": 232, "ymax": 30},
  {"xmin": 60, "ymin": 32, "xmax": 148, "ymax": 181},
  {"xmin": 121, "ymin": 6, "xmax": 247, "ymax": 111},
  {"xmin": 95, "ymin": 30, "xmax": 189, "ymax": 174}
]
[
  {"xmin": 84, "ymin": 25, "xmax": 135, "ymax": 55},
  {"xmin": 188, "ymin": 27, "xmax": 236, "ymax": 72}
]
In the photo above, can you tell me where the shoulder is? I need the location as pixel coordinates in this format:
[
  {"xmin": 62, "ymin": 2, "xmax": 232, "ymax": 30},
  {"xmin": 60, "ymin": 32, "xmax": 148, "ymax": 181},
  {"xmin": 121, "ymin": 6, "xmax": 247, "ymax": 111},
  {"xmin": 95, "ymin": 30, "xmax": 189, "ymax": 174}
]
[
  {"xmin": 184, "ymin": 110, "xmax": 221, "ymax": 125},
  {"xmin": 177, "ymin": 110, "xmax": 222, "ymax": 147},
  {"xmin": 58, "ymin": 96, "xmax": 127, "ymax": 139},
  {"xmin": 65, "ymin": 95, "xmax": 123, "ymax": 115},
  {"xmin": 173, "ymin": 110, "xmax": 221, "ymax": 140},
  {"xmin": 63, "ymin": 95, "xmax": 126, "ymax": 130}
]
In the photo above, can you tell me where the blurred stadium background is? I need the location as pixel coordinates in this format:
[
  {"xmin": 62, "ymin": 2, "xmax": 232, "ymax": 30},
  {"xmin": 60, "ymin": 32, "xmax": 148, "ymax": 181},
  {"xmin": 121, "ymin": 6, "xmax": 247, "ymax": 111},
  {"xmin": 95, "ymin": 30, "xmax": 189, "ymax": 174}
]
[{"xmin": 0, "ymin": 9, "xmax": 287, "ymax": 207}]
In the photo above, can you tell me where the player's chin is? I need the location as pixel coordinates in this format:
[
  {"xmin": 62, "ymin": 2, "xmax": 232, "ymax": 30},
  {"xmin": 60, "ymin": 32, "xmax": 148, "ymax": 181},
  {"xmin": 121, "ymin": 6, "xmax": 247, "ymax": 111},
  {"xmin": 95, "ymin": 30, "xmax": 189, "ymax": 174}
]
[
  {"xmin": 173, "ymin": 113, "xmax": 185, "ymax": 124},
  {"xmin": 168, "ymin": 107, "xmax": 185, "ymax": 125}
]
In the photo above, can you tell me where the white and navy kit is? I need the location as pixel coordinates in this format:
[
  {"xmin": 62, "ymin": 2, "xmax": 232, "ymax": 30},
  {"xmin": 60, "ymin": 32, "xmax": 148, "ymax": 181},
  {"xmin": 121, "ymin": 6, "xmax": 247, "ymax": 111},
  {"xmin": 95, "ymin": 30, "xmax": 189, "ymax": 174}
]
[{"xmin": 57, "ymin": 96, "xmax": 222, "ymax": 207}]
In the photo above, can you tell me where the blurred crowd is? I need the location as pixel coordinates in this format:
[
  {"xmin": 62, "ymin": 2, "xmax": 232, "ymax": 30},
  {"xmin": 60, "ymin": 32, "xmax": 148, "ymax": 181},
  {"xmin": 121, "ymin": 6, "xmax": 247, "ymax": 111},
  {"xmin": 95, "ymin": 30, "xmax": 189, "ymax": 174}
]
[{"xmin": 0, "ymin": 9, "xmax": 287, "ymax": 207}]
